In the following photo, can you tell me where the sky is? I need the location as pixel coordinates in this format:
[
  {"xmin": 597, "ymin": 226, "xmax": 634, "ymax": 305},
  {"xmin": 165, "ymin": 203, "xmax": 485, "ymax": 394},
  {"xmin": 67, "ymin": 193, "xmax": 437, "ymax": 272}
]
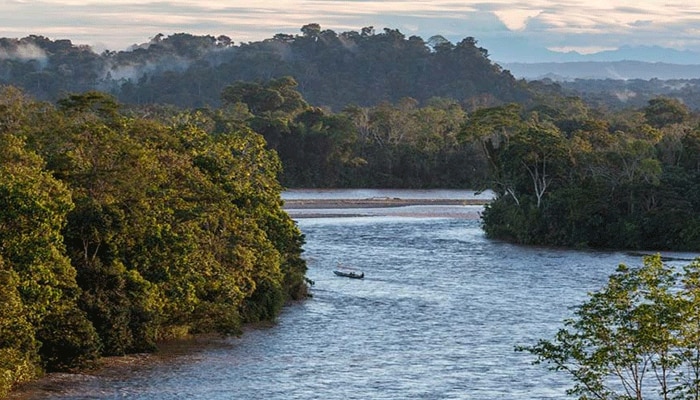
[{"xmin": 4, "ymin": 0, "xmax": 700, "ymax": 63}]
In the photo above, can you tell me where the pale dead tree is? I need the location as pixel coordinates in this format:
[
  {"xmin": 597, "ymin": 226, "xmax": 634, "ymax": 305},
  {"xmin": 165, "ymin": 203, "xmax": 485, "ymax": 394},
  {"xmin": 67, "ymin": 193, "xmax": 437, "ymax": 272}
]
[{"xmin": 522, "ymin": 157, "xmax": 549, "ymax": 208}]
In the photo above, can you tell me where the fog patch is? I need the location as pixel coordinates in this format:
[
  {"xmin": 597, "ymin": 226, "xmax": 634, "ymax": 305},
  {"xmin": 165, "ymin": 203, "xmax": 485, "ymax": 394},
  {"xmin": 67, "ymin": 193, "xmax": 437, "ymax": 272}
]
[
  {"xmin": 614, "ymin": 89, "xmax": 637, "ymax": 102},
  {"xmin": 98, "ymin": 33, "xmax": 235, "ymax": 84},
  {"xmin": 0, "ymin": 41, "xmax": 48, "ymax": 66}
]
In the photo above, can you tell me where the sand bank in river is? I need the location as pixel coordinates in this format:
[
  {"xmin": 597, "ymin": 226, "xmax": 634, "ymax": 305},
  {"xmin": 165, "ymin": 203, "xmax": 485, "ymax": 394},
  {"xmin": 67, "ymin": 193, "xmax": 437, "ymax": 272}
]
[
  {"xmin": 283, "ymin": 198, "xmax": 489, "ymax": 219},
  {"xmin": 283, "ymin": 197, "xmax": 489, "ymax": 209}
]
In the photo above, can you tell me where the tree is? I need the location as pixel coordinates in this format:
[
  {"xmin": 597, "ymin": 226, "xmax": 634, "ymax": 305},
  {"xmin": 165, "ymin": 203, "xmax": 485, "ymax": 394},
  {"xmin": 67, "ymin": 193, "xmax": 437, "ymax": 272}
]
[
  {"xmin": 0, "ymin": 132, "xmax": 101, "ymax": 371},
  {"xmin": 518, "ymin": 254, "xmax": 700, "ymax": 400},
  {"xmin": 300, "ymin": 23, "xmax": 321, "ymax": 38},
  {"xmin": 461, "ymin": 103, "xmax": 524, "ymax": 191},
  {"xmin": 644, "ymin": 97, "xmax": 690, "ymax": 129},
  {"xmin": 0, "ymin": 259, "xmax": 41, "ymax": 397},
  {"xmin": 499, "ymin": 124, "xmax": 570, "ymax": 208},
  {"xmin": 221, "ymin": 77, "xmax": 308, "ymax": 116}
]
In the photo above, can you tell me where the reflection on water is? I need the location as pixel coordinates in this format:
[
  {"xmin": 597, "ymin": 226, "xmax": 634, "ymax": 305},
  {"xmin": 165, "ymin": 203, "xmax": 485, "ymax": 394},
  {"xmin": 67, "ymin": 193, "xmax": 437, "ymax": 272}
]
[{"xmin": 13, "ymin": 190, "xmax": 700, "ymax": 399}]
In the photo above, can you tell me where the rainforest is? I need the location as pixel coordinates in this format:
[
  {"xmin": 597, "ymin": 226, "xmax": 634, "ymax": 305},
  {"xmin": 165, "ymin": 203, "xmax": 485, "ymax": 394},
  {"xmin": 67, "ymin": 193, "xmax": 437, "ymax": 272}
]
[{"xmin": 1, "ymin": 25, "xmax": 700, "ymax": 397}]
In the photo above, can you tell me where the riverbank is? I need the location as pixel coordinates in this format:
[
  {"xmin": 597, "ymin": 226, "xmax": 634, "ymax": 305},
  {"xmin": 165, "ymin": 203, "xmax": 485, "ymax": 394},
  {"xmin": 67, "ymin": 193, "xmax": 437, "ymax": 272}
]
[
  {"xmin": 9, "ymin": 191, "xmax": 491, "ymax": 399},
  {"xmin": 7, "ymin": 334, "xmax": 233, "ymax": 399},
  {"xmin": 283, "ymin": 198, "xmax": 490, "ymax": 219}
]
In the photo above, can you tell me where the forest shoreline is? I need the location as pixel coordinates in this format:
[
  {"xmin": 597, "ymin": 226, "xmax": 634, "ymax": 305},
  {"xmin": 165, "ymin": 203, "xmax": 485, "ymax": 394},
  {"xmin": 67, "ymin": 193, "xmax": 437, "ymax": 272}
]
[
  {"xmin": 6, "ymin": 322, "xmax": 282, "ymax": 399},
  {"xmin": 6, "ymin": 334, "xmax": 226, "ymax": 399}
]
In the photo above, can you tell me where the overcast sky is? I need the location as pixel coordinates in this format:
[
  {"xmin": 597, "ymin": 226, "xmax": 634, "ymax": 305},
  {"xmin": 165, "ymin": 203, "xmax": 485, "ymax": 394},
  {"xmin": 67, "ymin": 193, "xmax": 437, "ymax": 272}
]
[{"xmin": 4, "ymin": 0, "xmax": 700, "ymax": 62}]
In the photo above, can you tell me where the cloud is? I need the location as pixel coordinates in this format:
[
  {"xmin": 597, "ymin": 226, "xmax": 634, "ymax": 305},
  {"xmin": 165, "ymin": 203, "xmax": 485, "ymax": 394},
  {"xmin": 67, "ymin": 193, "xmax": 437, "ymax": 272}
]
[{"xmin": 493, "ymin": 9, "xmax": 542, "ymax": 31}]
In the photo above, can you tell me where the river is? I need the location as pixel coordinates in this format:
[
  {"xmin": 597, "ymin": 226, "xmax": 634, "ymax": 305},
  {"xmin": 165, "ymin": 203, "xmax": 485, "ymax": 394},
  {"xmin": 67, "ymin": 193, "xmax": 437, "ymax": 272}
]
[{"xmin": 12, "ymin": 190, "xmax": 700, "ymax": 399}]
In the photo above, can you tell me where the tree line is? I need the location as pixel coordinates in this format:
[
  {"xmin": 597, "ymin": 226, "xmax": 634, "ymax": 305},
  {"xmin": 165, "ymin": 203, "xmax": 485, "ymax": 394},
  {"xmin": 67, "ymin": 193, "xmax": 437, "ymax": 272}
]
[
  {"xmin": 475, "ymin": 95, "xmax": 700, "ymax": 251},
  {"xmin": 0, "ymin": 87, "xmax": 308, "ymax": 396},
  {"xmin": 220, "ymin": 76, "xmax": 488, "ymax": 188},
  {"xmin": 0, "ymin": 26, "xmax": 529, "ymax": 110},
  {"xmin": 223, "ymin": 75, "xmax": 700, "ymax": 253},
  {"xmin": 4, "ymin": 28, "xmax": 700, "ymax": 115}
]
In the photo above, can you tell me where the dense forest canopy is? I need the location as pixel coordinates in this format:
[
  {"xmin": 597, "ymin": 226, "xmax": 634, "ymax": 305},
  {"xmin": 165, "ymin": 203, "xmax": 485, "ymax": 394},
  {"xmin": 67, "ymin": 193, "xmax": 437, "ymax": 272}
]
[
  {"xmin": 476, "ymin": 96, "xmax": 700, "ymax": 251},
  {"xmin": 0, "ymin": 27, "xmax": 527, "ymax": 110},
  {"xmin": 2, "ymin": 27, "xmax": 699, "ymax": 113},
  {"xmin": 0, "ymin": 88, "xmax": 308, "ymax": 396},
  {"xmin": 234, "ymin": 71, "xmax": 700, "ymax": 251}
]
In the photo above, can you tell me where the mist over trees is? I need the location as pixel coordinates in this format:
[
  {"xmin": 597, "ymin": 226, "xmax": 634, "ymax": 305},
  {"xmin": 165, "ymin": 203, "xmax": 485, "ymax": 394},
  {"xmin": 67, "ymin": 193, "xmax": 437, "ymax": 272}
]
[
  {"xmin": 0, "ymin": 27, "xmax": 530, "ymax": 110},
  {"xmin": 2, "ymin": 27, "xmax": 700, "ymax": 113}
]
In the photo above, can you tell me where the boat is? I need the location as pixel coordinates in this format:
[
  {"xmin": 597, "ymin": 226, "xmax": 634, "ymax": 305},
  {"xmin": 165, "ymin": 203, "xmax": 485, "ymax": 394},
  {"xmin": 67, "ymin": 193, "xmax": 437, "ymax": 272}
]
[{"xmin": 333, "ymin": 270, "xmax": 364, "ymax": 279}]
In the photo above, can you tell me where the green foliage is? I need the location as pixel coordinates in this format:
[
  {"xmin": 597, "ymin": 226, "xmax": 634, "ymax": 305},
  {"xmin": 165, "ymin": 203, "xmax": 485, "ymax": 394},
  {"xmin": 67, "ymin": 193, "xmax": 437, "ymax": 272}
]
[
  {"xmin": 481, "ymin": 198, "xmax": 534, "ymax": 243},
  {"xmin": 0, "ymin": 263, "xmax": 42, "ymax": 397},
  {"xmin": 643, "ymin": 97, "xmax": 690, "ymax": 128},
  {"xmin": 221, "ymin": 77, "xmax": 308, "ymax": 116},
  {"xmin": 497, "ymin": 123, "xmax": 571, "ymax": 207},
  {"xmin": 0, "ymin": 129, "xmax": 101, "ymax": 372},
  {"xmin": 0, "ymin": 87, "xmax": 309, "ymax": 392},
  {"xmin": 481, "ymin": 97, "xmax": 700, "ymax": 251},
  {"xmin": 518, "ymin": 255, "xmax": 700, "ymax": 400},
  {"xmin": 233, "ymin": 88, "xmax": 482, "ymax": 188},
  {"xmin": 36, "ymin": 306, "xmax": 102, "ymax": 371},
  {"xmin": 0, "ymin": 28, "xmax": 530, "ymax": 110}
]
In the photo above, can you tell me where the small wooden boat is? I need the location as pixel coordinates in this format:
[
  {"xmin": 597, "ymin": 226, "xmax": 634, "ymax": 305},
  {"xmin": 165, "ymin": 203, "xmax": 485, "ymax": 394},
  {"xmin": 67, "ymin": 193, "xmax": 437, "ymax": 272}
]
[{"xmin": 333, "ymin": 270, "xmax": 364, "ymax": 279}]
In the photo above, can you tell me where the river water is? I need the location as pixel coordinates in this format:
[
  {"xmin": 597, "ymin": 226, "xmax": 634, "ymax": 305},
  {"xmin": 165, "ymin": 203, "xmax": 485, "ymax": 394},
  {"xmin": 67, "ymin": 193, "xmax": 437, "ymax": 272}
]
[{"xmin": 14, "ymin": 190, "xmax": 700, "ymax": 399}]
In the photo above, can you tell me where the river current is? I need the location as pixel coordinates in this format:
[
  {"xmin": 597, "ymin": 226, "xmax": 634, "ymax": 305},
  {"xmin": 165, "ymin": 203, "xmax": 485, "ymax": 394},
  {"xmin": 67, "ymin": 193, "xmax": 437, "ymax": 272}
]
[{"xmin": 14, "ymin": 190, "xmax": 700, "ymax": 399}]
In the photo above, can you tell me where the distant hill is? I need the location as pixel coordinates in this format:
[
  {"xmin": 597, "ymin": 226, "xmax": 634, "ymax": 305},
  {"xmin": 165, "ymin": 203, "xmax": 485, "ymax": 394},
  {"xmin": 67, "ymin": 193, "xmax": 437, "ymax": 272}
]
[
  {"xmin": 555, "ymin": 78, "xmax": 700, "ymax": 111},
  {"xmin": 497, "ymin": 58, "xmax": 700, "ymax": 111},
  {"xmin": 583, "ymin": 45, "xmax": 700, "ymax": 64},
  {"xmin": 5, "ymin": 29, "xmax": 700, "ymax": 112},
  {"xmin": 0, "ymin": 27, "xmax": 531, "ymax": 110},
  {"xmin": 489, "ymin": 43, "xmax": 700, "ymax": 64},
  {"xmin": 503, "ymin": 61, "xmax": 700, "ymax": 81}
]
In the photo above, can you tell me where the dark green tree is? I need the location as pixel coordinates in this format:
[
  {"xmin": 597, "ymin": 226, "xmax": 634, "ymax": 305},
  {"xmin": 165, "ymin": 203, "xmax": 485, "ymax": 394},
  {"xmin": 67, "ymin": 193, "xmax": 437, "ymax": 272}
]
[{"xmin": 644, "ymin": 97, "xmax": 690, "ymax": 129}]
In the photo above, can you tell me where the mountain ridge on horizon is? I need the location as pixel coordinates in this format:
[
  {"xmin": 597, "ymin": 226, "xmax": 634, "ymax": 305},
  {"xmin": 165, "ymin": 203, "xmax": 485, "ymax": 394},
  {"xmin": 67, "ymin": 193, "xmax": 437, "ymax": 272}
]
[
  {"xmin": 486, "ymin": 42, "xmax": 700, "ymax": 65},
  {"xmin": 502, "ymin": 60, "xmax": 700, "ymax": 81},
  {"xmin": 482, "ymin": 42, "xmax": 700, "ymax": 81}
]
